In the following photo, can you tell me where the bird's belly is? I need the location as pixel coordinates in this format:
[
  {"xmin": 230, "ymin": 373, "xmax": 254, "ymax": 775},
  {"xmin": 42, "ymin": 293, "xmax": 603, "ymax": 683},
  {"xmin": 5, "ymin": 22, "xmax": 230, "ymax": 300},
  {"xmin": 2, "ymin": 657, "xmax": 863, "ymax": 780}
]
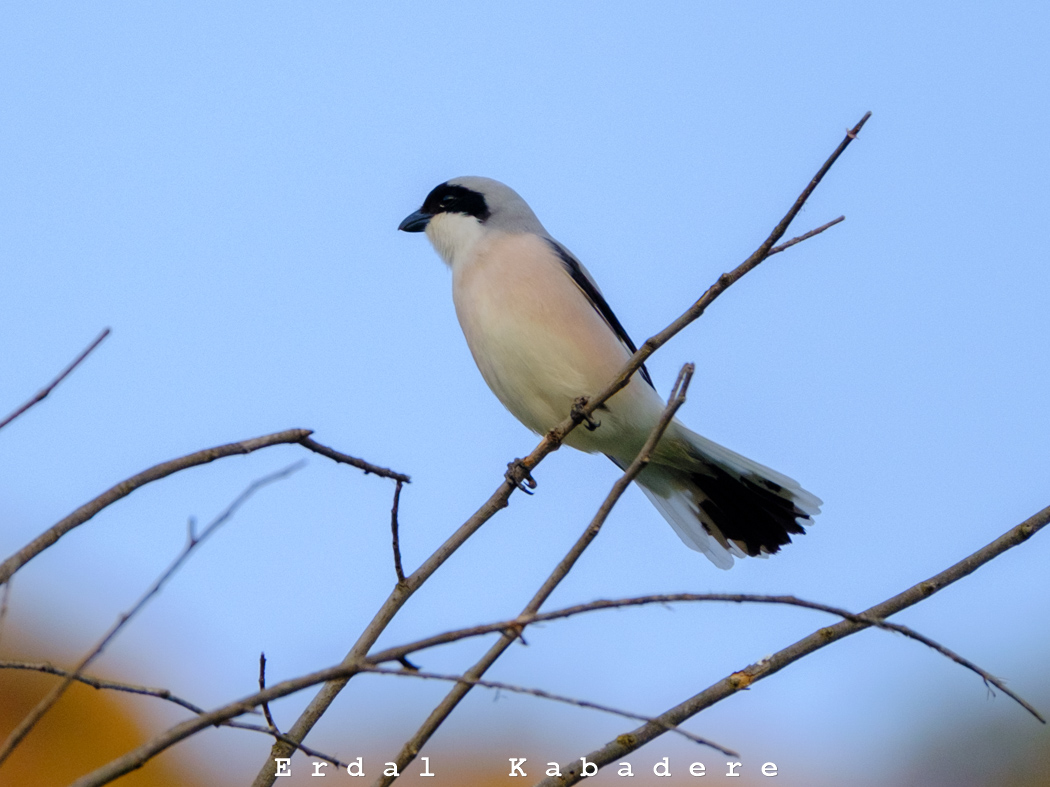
[
  {"xmin": 453, "ymin": 263, "xmax": 658, "ymax": 456},
  {"xmin": 468, "ymin": 314, "xmax": 602, "ymax": 436}
]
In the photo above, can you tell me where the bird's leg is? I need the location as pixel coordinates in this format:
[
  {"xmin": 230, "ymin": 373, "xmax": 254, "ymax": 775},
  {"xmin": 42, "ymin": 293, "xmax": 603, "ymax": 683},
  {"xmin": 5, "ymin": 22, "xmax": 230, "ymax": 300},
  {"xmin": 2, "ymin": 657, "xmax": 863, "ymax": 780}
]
[
  {"xmin": 571, "ymin": 396, "xmax": 601, "ymax": 431},
  {"xmin": 505, "ymin": 459, "xmax": 537, "ymax": 495}
]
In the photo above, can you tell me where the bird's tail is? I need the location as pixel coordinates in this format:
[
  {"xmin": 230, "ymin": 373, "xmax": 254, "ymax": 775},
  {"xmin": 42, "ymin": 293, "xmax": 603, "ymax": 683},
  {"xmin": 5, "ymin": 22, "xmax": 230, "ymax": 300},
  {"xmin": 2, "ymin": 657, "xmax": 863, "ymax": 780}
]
[{"xmin": 621, "ymin": 423, "xmax": 822, "ymax": 569}]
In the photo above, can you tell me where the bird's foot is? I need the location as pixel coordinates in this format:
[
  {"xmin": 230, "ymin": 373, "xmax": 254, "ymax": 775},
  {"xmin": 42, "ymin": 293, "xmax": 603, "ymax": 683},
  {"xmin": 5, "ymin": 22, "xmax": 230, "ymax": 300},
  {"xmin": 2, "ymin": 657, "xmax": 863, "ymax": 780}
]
[
  {"xmin": 571, "ymin": 396, "xmax": 601, "ymax": 431},
  {"xmin": 505, "ymin": 459, "xmax": 537, "ymax": 495}
]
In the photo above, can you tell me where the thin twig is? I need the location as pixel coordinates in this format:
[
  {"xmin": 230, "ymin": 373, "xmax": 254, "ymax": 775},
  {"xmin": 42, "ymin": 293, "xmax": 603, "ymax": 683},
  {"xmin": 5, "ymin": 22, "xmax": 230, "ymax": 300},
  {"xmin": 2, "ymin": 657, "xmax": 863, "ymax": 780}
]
[
  {"xmin": 299, "ymin": 436, "xmax": 411, "ymax": 483},
  {"xmin": 373, "ymin": 365, "xmax": 695, "ymax": 787},
  {"xmin": 391, "ymin": 480, "xmax": 406, "ymax": 584},
  {"xmin": 0, "ymin": 659, "xmax": 209, "ymax": 715},
  {"xmin": 363, "ymin": 592, "xmax": 1040, "ymax": 721},
  {"xmin": 259, "ymin": 653, "xmax": 279, "ymax": 733},
  {"xmin": 0, "ymin": 327, "xmax": 111, "ymax": 432},
  {"xmin": 767, "ymin": 215, "xmax": 845, "ymax": 256},
  {"xmin": 359, "ymin": 666, "xmax": 736, "ymax": 756},
  {"xmin": 0, "ymin": 659, "xmax": 347, "ymax": 767},
  {"xmin": 0, "ymin": 462, "xmax": 304, "ymax": 767},
  {"xmin": 0, "ymin": 429, "xmax": 313, "ymax": 586},
  {"xmin": 251, "ymin": 114, "xmax": 869, "ymax": 787},
  {"xmin": 534, "ymin": 502, "xmax": 1050, "ymax": 786},
  {"xmin": 225, "ymin": 721, "xmax": 349, "ymax": 769},
  {"xmin": 0, "ymin": 580, "xmax": 10, "ymax": 647}
]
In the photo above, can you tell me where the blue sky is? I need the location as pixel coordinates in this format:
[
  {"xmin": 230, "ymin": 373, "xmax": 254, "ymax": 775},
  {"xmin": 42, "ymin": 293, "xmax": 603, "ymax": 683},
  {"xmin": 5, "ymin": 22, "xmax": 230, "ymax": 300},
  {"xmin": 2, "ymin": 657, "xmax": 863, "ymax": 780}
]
[{"xmin": 2, "ymin": 4, "xmax": 1048, "ymax": 785}]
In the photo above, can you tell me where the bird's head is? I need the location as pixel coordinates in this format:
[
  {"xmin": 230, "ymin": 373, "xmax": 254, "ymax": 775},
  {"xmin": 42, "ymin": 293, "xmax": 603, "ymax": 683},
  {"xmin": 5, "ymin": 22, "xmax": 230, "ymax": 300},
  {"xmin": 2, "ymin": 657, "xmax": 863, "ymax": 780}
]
[{"xmin": 399, "ymin": 176, "xmax": 546, "ymax": 266}]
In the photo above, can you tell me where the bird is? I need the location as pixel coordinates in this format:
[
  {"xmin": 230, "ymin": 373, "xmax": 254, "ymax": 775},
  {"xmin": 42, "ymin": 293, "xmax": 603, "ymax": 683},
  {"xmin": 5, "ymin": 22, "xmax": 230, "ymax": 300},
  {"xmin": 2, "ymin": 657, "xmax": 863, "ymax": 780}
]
[{"xmin": 398, "ymin": 176, "xmax": 821, "ymax": 568}]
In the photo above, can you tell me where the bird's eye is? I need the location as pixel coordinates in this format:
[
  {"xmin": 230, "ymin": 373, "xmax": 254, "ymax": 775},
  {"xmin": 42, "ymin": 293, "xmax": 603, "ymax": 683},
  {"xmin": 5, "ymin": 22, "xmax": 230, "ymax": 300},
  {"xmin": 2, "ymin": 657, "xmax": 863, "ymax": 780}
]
[{"xmin": 440, "ymin": 194, "xmax": 457, "ymax": 208}]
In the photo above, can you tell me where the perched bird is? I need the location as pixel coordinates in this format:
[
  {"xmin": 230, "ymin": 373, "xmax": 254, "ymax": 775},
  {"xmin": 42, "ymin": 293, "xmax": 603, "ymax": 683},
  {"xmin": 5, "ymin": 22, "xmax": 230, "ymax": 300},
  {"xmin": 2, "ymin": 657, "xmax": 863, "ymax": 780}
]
[{"xmin": 399, "ymin": 177, "xmax": 821, "ymax": 568}]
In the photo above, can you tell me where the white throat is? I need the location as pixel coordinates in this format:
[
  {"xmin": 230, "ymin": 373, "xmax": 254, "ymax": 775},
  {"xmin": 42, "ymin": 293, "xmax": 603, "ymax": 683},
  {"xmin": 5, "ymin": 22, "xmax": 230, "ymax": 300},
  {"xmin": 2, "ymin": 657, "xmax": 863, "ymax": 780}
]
[{"xmin": 424, "ymin": 212, "xmax": 487, "ymax": 268}]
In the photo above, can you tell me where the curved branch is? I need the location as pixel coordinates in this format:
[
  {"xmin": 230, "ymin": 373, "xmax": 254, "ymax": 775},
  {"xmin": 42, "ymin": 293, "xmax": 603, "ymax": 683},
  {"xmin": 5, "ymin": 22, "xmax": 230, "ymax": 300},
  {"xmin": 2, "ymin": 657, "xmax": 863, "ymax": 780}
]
[
  {"xmin": 365, "ymin": 593, "xmax": 1041, "ymax": 721},
  {"xmin": 0, "ymin": 660, "xmax": 208, "ymax": 715},
  {"xmin": 0, "ymin": 429, "xmax": 313, "ymax": 586}
]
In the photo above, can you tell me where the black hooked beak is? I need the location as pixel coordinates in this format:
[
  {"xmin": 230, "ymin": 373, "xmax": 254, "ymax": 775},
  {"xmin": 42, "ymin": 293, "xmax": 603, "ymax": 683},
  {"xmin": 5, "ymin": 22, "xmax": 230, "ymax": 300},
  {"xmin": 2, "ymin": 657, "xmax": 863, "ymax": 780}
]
[{"xmin": 398, "ymin": 210, "xmax": 432, "ymax": 233}]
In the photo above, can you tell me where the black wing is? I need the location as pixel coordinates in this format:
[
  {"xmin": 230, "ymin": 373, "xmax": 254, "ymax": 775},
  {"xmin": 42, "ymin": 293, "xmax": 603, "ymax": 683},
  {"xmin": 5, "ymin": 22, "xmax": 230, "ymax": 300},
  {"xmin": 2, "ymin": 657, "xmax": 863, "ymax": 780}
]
[{"xmin": 545, "ymin": 238, "xmax": 655, "ymax": 389}]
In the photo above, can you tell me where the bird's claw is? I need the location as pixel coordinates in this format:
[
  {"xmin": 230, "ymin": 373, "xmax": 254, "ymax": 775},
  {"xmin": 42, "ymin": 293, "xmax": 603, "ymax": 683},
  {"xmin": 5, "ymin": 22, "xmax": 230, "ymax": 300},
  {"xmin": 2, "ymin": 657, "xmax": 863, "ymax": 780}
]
[
  {"xmin": 505, "ymin": 459, "xmax": 537, "ymax": 495},
  {"xmin": 571, "ymin": 396, "xmax": 601, "ymax": 431}
]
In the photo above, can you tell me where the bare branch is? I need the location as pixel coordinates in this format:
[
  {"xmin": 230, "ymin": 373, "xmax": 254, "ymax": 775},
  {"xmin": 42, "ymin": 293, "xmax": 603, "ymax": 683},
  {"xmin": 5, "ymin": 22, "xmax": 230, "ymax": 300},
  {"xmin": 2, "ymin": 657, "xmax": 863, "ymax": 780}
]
[
  {"xmin": 390, "ymin": 479, "xmax": 406, "ymax": 584},
  {"xmin": 0, "ymin": 462, "xmax": 304, "ymax": 767},
  {"xmin": 252, "ymin": 114, "xmax": 870, "ymax": 786},
  {"xmin": 373, "ymin": 365, "xmax": 695, "ymax": 786},
  {"xmin": 364, "ymin": 592, "xmax": 1040, "ymax": 721},
  {"xmin": 259, "ymin": 653, "xmax": 279, "ymax": 734},
  {"xmin": 767, "ymin": 215, "xmax": 845, "ymax": 256},
  {"xmin": 0, "ymin": 429, "xmax": 313, "ymax": 586},
  {"xmin": 299, "ymin": 436, "xmax": 411, "ymax": 483},
  {"xmin": 535, "ymin": 501, "xmax": 1050, "ymax": 786},
  {"xmin": 0, "ymin": 580, "xmax": 10, "ymax": 647},
  {"xmin": 359, "ymin": 666, "xmax": 737, "ymax": 756},
  {"xmin": 0, "ymin": 659, "xmax": 349, "ymax": 768},
  {"xmin": 0, "ymin": 327, "xmax": 110, "ymax": 432},
  {"xmin": 0, "ymin": 659, "xmax": 208, "ymax": 715}
]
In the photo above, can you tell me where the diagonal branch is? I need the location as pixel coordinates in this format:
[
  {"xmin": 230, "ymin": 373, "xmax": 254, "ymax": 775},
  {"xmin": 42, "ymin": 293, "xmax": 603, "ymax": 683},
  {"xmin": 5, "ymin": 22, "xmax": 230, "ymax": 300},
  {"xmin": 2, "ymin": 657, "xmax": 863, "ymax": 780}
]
[
  {"xmin": 252, "ymin": 114, "xmax": 869, "ymax": 786},
  {"xmin": 0, "ymin": 327, "xmax": 110, "ymax": 432},
  {"xmin": 534, "ymin": 501, "xmax": 1050, "ymax": 786},
  {"xmin": 372, "ymin": 365, "xmax": 695, "ymax": 787},
  {"xmin": 522, "ymin": 112, "xmax": 870, "ymax": 461}
]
